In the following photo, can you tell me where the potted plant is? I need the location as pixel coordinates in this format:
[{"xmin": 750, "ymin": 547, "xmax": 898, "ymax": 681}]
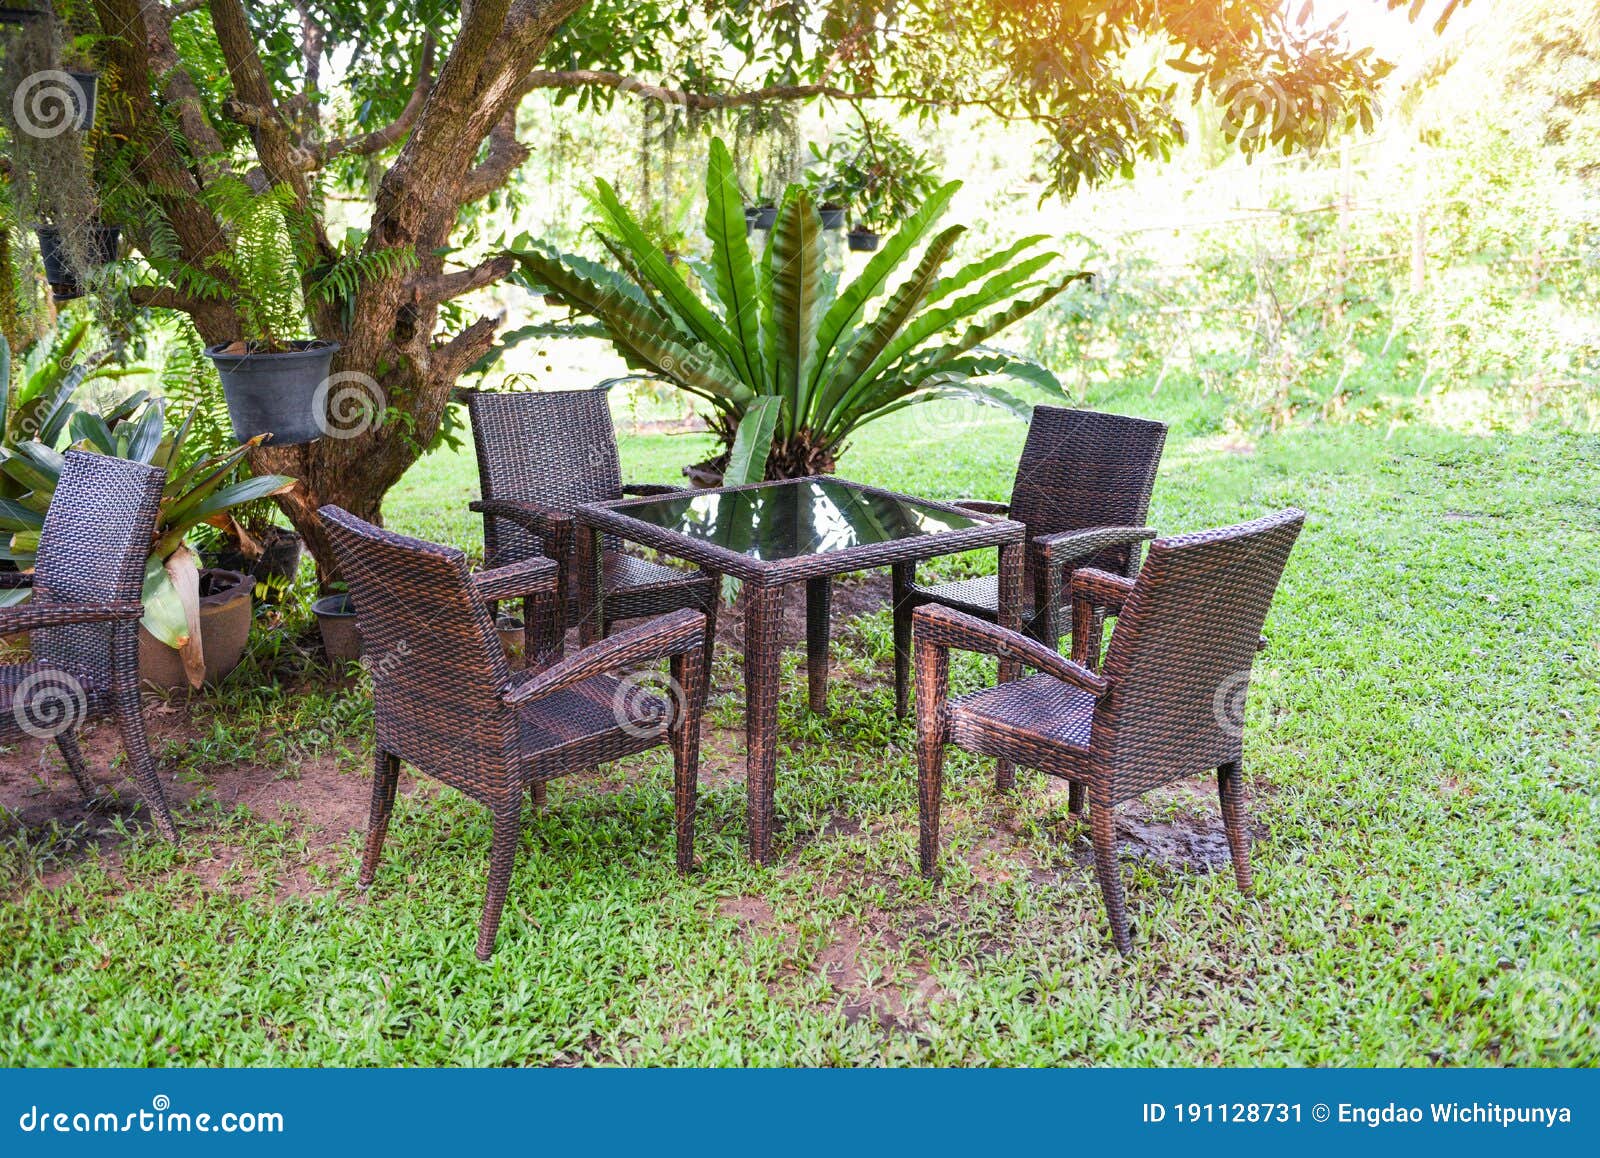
[
  {"xmin": 59, "ymin": 31, "xmax": 101, "ymax": 132},
  {"xmin": 516, "ymin": 136, "xmax": 1083, "ymax": 485},
  {"xmin": 199, "ymin": 182, "xmax": 339, "ymax": 446},
  {"xmin": 0, "ymin": 396, "xmax": 297, "ymax": 689},
  {"xmin": 35, "ymin": 220, "xmax": 119, "ymax": 299},
  {"xmin": 804, "ymin": 140, "xmax": 859, "ymax": 232}
]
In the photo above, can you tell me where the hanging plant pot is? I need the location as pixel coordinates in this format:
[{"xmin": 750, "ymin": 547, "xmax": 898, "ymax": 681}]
[
  {"xmin": 65, "ymin": 70, "xmax": 97, "ymax": 132},
  {"xmin": 753, "ymin": 204, "xmax": 778, "ymax": 231},
  {"xmin": 137, "ymin": 569, "xmax": 253, "ymax": 691},
  {"xmin": 35, "ymin": 223, "xmax": 120, "ymax": 301},
  {"xmin": 203, "ymin": 340, "xmax": 341, "ymax": 447},
  {"xmin": 847, "ymin": 227, "xmax": 880, "ymax": 253},
  {"xmin": 743, "ymin": 206, "xmax": 759, "ymax": 235},
  {"xmin": 819, "ymin": 204, "xmax": 846, "ymax": 231},
  {"xmin": 313, "ymin": 593, "xmax": 363, "ymax": 664}
]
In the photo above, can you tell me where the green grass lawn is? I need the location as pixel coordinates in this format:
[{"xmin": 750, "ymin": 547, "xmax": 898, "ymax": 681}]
[{"xmin": 2, "ymin": 391, "xmax": 1597, "ymax": 1066}]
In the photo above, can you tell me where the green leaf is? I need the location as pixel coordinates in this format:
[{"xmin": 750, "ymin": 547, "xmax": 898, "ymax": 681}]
[
  {"xmin": 767, "ymin": 188, "xmax": 824, "ymax": 433},
  {"xmin": 140, "ymin": 554, "xmax": 190, "ymax": 650},
  {"xmin": 704, "ymin": 138, "xmax": 766, "ymax": 393},
  {"xmin": 807, "ymin": 181, "xmax": 961, "ymax": 399},
  {"xmin": 723, "ymin": 396, "xmax": 782, "ymax": 488}
]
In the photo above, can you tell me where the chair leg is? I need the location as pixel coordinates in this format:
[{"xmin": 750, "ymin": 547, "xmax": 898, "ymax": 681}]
[
  {"xmin": 1217, "ymin": 760, "xmax": 1254, "ymax": 896},
  {"xmin": 1090, "ymin": 799, "xmax": 1132, "ymax": 955},
  {"xmin": 916, "ymin": 732, "xmax": 946, "ymax": 878},
  {"xmin": 1068, "ymin": 782, "xmax": 1085, "ymax": 816},
  {"xmin": 54, "ymin": 729, "xmax": 97, "ymax": 800},
  {"xmin": 914, "ymin": 634, "xmax": 949, "ymax": 878},
  {"xmin": 476, "ymin": 803, "xmax": 524, "ymax": 961},
  {"xmin": 530, "ymin": 781, "xmax": 547, "ymax": 812},
  {"xmin": 360, "ymin": 750, "xmax": 402, "ymax": 887},
  {"xmin": 115, "ymin": 689, "xmax": 178, "ymax": 843},
  {"xmin": 892, "ymin": 562, "xmax": 914, "ymax": 719}
]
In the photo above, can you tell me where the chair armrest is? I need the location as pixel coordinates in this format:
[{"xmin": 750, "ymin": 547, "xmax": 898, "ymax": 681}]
[
  {"xmin": 471, "ymin": 558, "xmax": 558, "ymax": 603},
  {"xmin": 1070, "ymin": 567, "xmax": 1136, "ymax": 613},
  {"xmin": 503, "ymin": 608, "xmax": 706, "ymax": 706},
  {"xmin": 469, "ymin": 497, "xmax": 574, "ymax": 538},
  {"xmin": 621, "ymin": 482, "xmax": 685, "ymax": 497},
  {"xmin": 1035, "ymin": 525, "xmax": 1157, "ymax": 565},
  {"xmin": 0, "ymin": 599, "xmax": 145, "ymax": 635},
  {"xmin": 0, "ymin": 572, "xmax": 33, "ymax": 591},
  {"xmin": 912, "ymin": 605, "xmax": 1109, "ymax": 697},
  {"xmin": 952, "ymin": 498, "xmax": 1009, "ymax": 515}
]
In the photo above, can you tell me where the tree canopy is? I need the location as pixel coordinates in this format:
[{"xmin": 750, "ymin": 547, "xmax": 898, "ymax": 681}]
[{"xmin": 2, "ymin": 0, "xmax": 1468, "ymax": 572}]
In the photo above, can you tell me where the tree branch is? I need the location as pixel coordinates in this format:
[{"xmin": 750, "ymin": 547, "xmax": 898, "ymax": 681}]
[
  {"xmin": 460, "ymin": 109, "xmax": 529, "ymax": 202},
  {"xmin": 431, "ymin": 314, "xmax": 503, "ymax": 385},
  {"xmin": 129, "ymin": 285, "xmax": 205, "ymax": 312},
  {"xmin": 411, "ymin": 254, "xmax": 517, "ymax": 305},
  {"xmin": 293, "ymin": 35, "xmax": 435, "ymax": 170}
]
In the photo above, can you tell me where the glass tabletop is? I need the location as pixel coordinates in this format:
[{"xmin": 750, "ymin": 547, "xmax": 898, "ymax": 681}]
[{"xmin": 611, "ymin": 478, "xmax": 985, "ymax": 562}]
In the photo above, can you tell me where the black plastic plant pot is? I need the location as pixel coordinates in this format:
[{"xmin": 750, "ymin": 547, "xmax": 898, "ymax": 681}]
[
  {"xmin": 204, "ymin": 340, "xmax": 341, "ymax": 447},
  {"xmin": 847, "ymin": 228, "xmax": 880, "ymax": 252},
  {"xmin": 67, "ymin": 70, "xmax": 97, "ymax": 131},
  {"xmin": 36, "ymin": 223, "xmax": 120, "ymax": 301},
  {"xmin": 819, "ymin": 205, "xmax": 846, "ymax": 231},
  {"xmin": 753, "ymin": 205, "xmax": 778, "ymax": 231},
  {"xmin": 743, "ymin": 206, "xmax": 759, "ymax": 235}
]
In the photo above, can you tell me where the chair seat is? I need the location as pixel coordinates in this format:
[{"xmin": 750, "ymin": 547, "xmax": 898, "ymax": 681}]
[
  {"xmin": 603, "ymin": 551, "xmax": 708, "ymax": 596},
  {"xmin": 913, "ymin": 575, "xmax": 1009, "ymax": 620},
  {"xmin": 517, "ymin": 672, "xmax": 669, "ymax": 758},
  {"xmin": 0, "ymin": 661, "xmax": 109, "ymax": 741},
  {"xmin": 950, "ymin": 673, "xmax": 1096, "ymax": 750}
]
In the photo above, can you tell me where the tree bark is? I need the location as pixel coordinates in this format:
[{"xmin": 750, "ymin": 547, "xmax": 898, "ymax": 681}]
[{"xmin": 93, "ymin": 0, "xmax": 585, "ymax": 583}]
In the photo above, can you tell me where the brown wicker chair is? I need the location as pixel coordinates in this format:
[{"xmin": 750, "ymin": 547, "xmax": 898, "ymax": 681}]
[
  {"xmin": 913, "ymin": 508, "xmax": 1305, "ymax": 954},
  {"xmin": 894, "ymin": 406, "xmax": 1168, "ymax": 716},
  {"xmin": 0, "ymin": 451, "xmax": 176, "ymax": 840},
  {"xmin": 465, "ymin": 387, "xmax": 717, "ymax": 663},
  {"xmin": 319, "ymin": 505, "xmax": 708, "ymax": 960}
]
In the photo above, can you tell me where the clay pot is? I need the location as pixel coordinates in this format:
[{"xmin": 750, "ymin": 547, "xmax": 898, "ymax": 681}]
[{"xmin": 137, "ymin": 568, "xmax": 252, "ymax": 691}]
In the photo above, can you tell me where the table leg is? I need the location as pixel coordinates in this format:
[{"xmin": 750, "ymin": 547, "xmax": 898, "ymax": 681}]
[
  {"xmin": 892, "ymin": 561, "xmax": 915, "ymax": 719},
  {"xmin": 995, "ymin": 538, "xmax": 1024, "ymax": 793},
  {"xmin": 805, "ymin": 576, "xmax": 831, "ymax": 714},
  {"xmin": 744, "ymin": 583, "xmax": 783, "ymax": 865},
  {"xmin": 575, "ymin": 526, "xmax": 603, "ymax": 646}
]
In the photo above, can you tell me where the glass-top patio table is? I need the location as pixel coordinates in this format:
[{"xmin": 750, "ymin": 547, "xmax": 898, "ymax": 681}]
[{"xmin": 576, "ymin": 476, "xmax": 1026, "ymax": 864}]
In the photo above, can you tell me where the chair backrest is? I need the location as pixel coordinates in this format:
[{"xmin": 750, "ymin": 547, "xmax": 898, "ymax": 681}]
[
  {"xmin": 1091, "ymin": 509, "xmax": 1305, "ymax": 790},
  {"xmin": 1007, "ymin": 407, "xmax": 1168, "ymax": 576},
  {"xmin": 466, "ymin": 388, "xmax": 623, "ymax": 563},
  {"xmin": 30, "ymin": 451, "xmax": 165, "ymax": 671},
  {"xmin": 319, "ymin": 506, "xmax": 518, "ymax": 795}
]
